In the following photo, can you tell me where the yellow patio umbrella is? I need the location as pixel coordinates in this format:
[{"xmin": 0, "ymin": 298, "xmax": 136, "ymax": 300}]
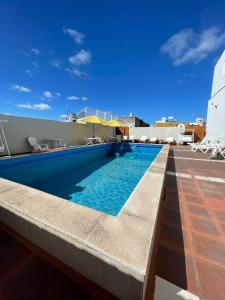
[
  {"xmin": 78, "ymin": 115, "xmax": 106, "ymax": 137},
  {"xmin": 105, "ymin": 119, "xmax": 128, "ymax": 137},
  {"xmin": 106, "ymin": 119, "xmax": 128, "ymax": 127}
]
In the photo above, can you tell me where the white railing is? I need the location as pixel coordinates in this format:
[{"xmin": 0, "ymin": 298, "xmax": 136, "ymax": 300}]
[{"xmin": 77, "ymin": 107, "xmax": 117, "ymax": 120}]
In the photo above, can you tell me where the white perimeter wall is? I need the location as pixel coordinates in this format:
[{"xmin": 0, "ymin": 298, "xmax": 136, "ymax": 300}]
[
  {"xmin": 206, "ymin": 50, "xmax": 225, "ymax": 143},
  {"xmin": 0, "ymin": 114, "xmax": 114, "ymax": 155},
  {"xmin": 207, "ymin": 88, "xmax": 225, "ymax": 143},
  {"xmin": 129, "ymin": 127, "xmax": 179, "ymax": 141}
]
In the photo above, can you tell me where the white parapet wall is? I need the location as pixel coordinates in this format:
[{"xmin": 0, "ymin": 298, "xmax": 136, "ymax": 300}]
[
  {"xmin": 129, "ymin": 126, "xmax": 179, "ymax": 141},
  {"xmin": 0, "ymin": 114, "xmax": 114, "ymax": 155},
  {"xmin": 206, "ymin": 50, "xmax": 225, "ymax": 143}
]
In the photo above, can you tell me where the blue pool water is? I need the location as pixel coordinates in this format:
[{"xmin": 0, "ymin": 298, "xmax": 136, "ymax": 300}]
[{"xmin": 0, "ymin": 144, "xmax": 162, "ymax": 215}]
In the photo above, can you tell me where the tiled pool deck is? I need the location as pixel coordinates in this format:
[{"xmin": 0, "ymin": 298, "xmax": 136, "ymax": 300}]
[
  {"xmin": 156, "ymin": 146, "xmax": 225, "ymax": 300},
  {"xmin": 1, "ymin": 145, "xmax": 225, "ymax": 299}
]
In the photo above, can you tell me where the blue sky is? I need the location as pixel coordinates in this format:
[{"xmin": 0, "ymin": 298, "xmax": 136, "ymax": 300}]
[{"xmin": 1, "ymin": 0, "xmax": 225, "ymax": 123}]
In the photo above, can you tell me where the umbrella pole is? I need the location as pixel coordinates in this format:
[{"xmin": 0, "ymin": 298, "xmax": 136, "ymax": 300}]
[{"xmin": 93, "ymin": 123, "xmax": 95, "ymax": 138}]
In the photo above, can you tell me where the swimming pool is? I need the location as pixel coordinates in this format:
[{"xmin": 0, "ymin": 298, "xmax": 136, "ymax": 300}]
[{"xmin": 0, "ymin": 143, "xmax": 162, "ymax": 215}]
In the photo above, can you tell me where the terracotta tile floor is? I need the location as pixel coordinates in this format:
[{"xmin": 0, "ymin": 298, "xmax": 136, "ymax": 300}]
[
  {"xmin": 156, "ymin": 146, "xmax": 225, "ymax": 300},
  {"xmin": 0, "ymin": 226, "xmax": 114, "ymax": 300},
  {"xmin": 1, "ymin": 146, "xmax": 225, "ymax": 300},
  {"xmin": 0, "ymin": 231, "xmax": 89, "ymax": 300}
]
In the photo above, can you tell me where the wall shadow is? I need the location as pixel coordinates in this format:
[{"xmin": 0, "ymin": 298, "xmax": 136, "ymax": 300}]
[{"xmin": 154, "ymin": 148, "xmax": 188, "ymax": 292}]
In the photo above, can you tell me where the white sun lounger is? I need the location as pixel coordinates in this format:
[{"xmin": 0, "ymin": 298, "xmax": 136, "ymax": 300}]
[
  {"xmin": 150, "ymin": 137, "xmax": 157, "ymax": 143},
  {"xmin": 27, "ymin": 137, "xmax": 49, "ymax": 152},
  {"xmin": 189, "ymin": 137, "xmax": 210, "ymax": 152},
  {"xmin": 209, "ymin": 144, "xmax": 225, "ymax": 159},
  {"xmin": 191, "ymin": 139, "xmax": 212, "ymax": 152},
  {"xmin": 129, "ymin": 135, "xmax": 135, "ymax": 142},
  {"xmin": 166, "ymin": 137, "xmax": 174, "ymax": 144},
  {"xmin": 140, "ymin": 136, "xmax": 148, "ymax": 143},
  {"xmin": 95, "ymin": 136, "xmax": 105, "ymax": 143}
]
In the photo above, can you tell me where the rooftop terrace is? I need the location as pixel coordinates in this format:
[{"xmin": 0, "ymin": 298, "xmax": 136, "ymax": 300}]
[
  {"xmin": 1, "ymin": 146, "xmax": 225, "ymax": 299},
  {"xmin": 157, "ymin": 146, "xmax": 225, "ymax": 300}
]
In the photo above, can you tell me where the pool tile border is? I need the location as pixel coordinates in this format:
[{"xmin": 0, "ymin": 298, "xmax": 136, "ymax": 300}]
[{"xmin": 0, "ymin": 144, "xmax": 169, "ymax": 299}]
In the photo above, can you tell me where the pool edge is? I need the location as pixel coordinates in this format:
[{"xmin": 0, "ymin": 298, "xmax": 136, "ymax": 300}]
[{"xmin": 0, "ymin": 144, "xmax": 169, "ymax": 300}]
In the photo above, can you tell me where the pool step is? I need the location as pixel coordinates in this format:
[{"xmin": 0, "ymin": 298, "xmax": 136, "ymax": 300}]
[{"xmin": 113, "ymin": 152, "xmax": 139, "ymax": 159}]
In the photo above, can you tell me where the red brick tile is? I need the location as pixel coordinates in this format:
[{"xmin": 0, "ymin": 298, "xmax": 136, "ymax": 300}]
[
  {"xmin": 183, "ymin": 194, "xmax": 203, "ymax": 205},
  {"xmin": 213, "ymin": 210, "xmax": 225, "ymax": 223},
  {"xmin": 0, "ymin": 293, "xmax": 6, "ymax": 300},
  {"xmin": 186, "ymin": 204, "xmax": 210, "ymax": 219},
  {"xmin": 211, "ymin": 182, "xmax": 225, "ymax": 191},
  {"xmin": 198, "ymin": 181, "xmax": 218, "ymax": 191},
  {"xmin": 181, "ymin": 186, "xmax": 198, "ymax": 195},
  {"xmin": 159, "ymin": 223, "xmax": 190, "ymax": 252},
  {"xmin": 0, "ymin": 230, "xmax": 14, "ymax": 250},
  {"xmin": 204, "ymin": 198, "xmax": 225, "ymax": 211},
  {"xmin": 166, "ymin": 199, "xmax": 181, "ymax": 213},
  {"xmin": 2, "ymin": 256, "xmax": 60, "ymax": 300},
  {"xmin": 42, "ymin": 273, "xmax": 89, "ymax": 300},
  {"xmin": 166, "ymin": 185, "xmax": 179, "ymax": 193},
  {"xmin": 190, "ymin": 217, "xmax": 220, "ymax": 236},
  {"xmin": 180, "ymin": 184, "xmax": 196, "ymax": 192},
  {"xmin": 165, "ymin": 190, "xmax": 179, "ymax": 201},
  {"xmin": 203, "ymin": 190, "xmax": 224, "ymax": 199},
  {"xmin": 220, "ymin": 224, "xmax": 225, "ymax": 238},
  {"xmin": 156, "ymin": 245, "xmax": 199, "ymax": 295},
  {"xmin": 191, "ymin": 233, "xmax": 225, "ymax": 266},
  {"xmin": 196, "ymin": 259, "xmax": 225, "ymax": 300},
  {"xmin": 178, "ymin": 178, "xmax": 193, "ymax": 185},
  {"xmin": 162, "ymin": 208, "xmax": 186, "ymax": 229},
  {"xmin": 0, "ymin": 241, "xmax": 32, "ymax": 283}
]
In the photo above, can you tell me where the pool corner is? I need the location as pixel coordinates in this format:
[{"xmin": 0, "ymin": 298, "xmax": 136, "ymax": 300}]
[{"xmin": 0, "ymin": 144, "xmax": 169, "ymax": 299}]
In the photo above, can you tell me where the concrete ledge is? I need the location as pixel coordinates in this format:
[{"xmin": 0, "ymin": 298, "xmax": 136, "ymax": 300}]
[
  {"xmin": 154, "ymin": 276, "xmax": 200, "ymax": 300},
  {"xmin": 0, "ymin": 145, "xmax": 169, "ymax": 299}
]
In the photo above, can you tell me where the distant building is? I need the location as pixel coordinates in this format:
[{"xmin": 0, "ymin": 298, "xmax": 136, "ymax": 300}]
[
  {"xmin": 206, "ymin": 50, "xmax": 225, "ymax": 143},
  {"xmin": 155, "ymin": 116, "xmax": 204, "ymax": 127},
  {"xmin": 156, "ymin": 116, "xmax": 176, "ymax": 123},
  {"xmin": 189, "ymin": 118, "xmax": 203, "ymax": 126},
  {"xmin": 117, "ymin": 113, "xmax": 149, "ymax": 127}
]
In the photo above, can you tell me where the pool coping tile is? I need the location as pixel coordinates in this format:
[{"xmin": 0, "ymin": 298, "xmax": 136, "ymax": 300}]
[{"xmin": 0, "ymin": 144, "xmax": 169, "ymax": 299}]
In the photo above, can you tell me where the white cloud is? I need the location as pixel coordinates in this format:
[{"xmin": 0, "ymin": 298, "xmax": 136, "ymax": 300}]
[
  {"xmin": 25, "ymin": 69, "xmax": 33, "ymax": 77},
  {"xmin": 60, "ymin": 114, "xmax": 68, "ymax": 119},
  {"xmin": 42, "ymin": 90, "xmax": 54, "ymax": 100},
  {"xmin": 66, "ymin": 67, "xmax": 92, "ymax": 79},
  {"xmin": 81, "ymin": 96, "xmax": 88, "ymax": 101},
  {"xmin": 31, "ymin": 48, "xmax": 41, "ymax": 55},
  {"xmin": 41, "ymin": 91, "xmax": 60, "ymax": 100},
  {"xmin": 161, "ymin": 27, "xmax": 225, "ymax": 65},
  {"xmin": 10, "ymin": 84, "xmax": 32, "ymax": 93},
  {"xmin": 67, "ymin": 96, "xmax": 79, "ymax": 101},
  {"xmin": 63, "ymin": 27, "xmax": 84, "ymax": 44},
  {"xmin": 69, "ymin": 50, "xmax": 91, "ymax": 66},
  {"xmin": 21, "ymin": 50, "xmax": 30, "ymax": 57},
  {"xmin": 16, "ymin": 103, "xmax": 51, "ymax": 110},
  {"xmin": 50, "ymin": 59, "xmax": 62, "ymax": 68},
  {"xmin": 31, "ymin": 61, "xmax": 39, "ymax": 68}
]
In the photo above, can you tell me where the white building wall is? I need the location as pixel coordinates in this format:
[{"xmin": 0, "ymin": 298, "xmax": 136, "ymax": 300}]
[
  {"xmin": 0, "ymin": 114, "xmax": 114, "ymax": 155},
  {"xmin": 206, "ymin": 50, "xmax": 225, "ymax": 143},
  {"xmin": 211, "ymin": 50, "xmax": 225, "ymax": 96},
  {"xmin": 129, "ymin": 127, "xmax": 179, "ymax": 141}
]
